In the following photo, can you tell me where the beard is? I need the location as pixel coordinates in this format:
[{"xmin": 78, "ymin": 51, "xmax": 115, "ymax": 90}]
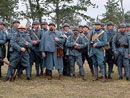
[{"xmin": 49, "ymin": 27, "xmax": 54, "ymax": 31}]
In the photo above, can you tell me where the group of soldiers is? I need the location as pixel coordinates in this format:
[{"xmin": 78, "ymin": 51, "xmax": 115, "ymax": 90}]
[{"xmin": 0, "ymin": 19, "xmax": 129, "ymax": 82}]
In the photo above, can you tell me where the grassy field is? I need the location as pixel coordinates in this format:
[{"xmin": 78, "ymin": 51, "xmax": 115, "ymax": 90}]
[{"xmin": 0, "ymin": 61, "xmax": 130, "ymax": 98}]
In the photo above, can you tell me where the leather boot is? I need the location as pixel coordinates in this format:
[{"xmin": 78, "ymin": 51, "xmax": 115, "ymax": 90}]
[
  {"xmin": 93, "ymin": 75, "xmax": 98, "ymax": 81},
  {"xmin": 58, "ymin": 75, "xmax": 63, "ymax": 80}
]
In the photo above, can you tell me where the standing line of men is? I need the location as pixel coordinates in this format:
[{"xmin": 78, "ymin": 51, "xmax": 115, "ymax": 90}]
[{"xmin": 0, "ymin": 19, "xmax": 129, "ymax": 82}]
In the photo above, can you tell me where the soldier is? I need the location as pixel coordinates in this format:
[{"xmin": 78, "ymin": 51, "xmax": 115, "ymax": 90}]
[
  {"xmin": 40, "ymin": 23, "xmax": 65, "ymax": 80},
  {"xmin": 25, "ymin": 21, "xmax": 31, "ymax": 35},
  {"xmin": 101, "ymin": 23, "xmax": 105, "ymax": 30},
  {"xmin": 9, "ymin": 19, "xmax": 20, "ymax": 34},
  {"xmin": 62, "ymin": 23, "xmax": 73, "ymax": 76},
  {"xmin": 89, "ymin": 22, "xmax": 107, "ymax": 82},
  {"xmin": 126, "ymin": 24, "xmax": 130, "ymax": 34},
  {"xmin": 7, "ymin": 19, "xmax": 20, "ymax": 60},
  {"xmin": 112, "ymin": 24, "xmax": 130, "ymax": 80},
  {"xmin": 5, "ymin": 24, "xmax": 32, "ymax": 81},
  {"xmin": 126, "ymin": 24, "xmax": 130, "ymax": 75},
  {"xmin": 66, "ymin": 27, "xmax": 86, "ymax": 80},
  {"xmin": 0, "ymin": 21, "xmax": 7, "ymax": 78},
  {"xmin": 82, "ymin": 25, "xmax": 94, "ymax": 76},
  {"xmin": 41, "ymin": 22, "xmax": 48, "ymax": 32},
  {"xmin": 41, "ymin": 21, "xmax": 48, "ymax": 75},
  {"xmin": 30, "ymin": 20, "xmax": 43, "ymax": 76},
  {"xmin": 104, "ymin": 21, "xmax": 116, "ymax": 79},
  {"xmin": 79, "ymin": 25, "xmax": 84, "ymax": 34}
]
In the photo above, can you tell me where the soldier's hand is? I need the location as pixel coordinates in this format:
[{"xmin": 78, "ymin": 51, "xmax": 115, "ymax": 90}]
[
  {"xmin": 42, "ymin": 53, "xmax": 46, "ymax": 57},
  {"xmin": 129, "ymin": 54, "xmax": 130, "ymax": 57},
  {"xmin": 74, "ymin": 45, "xmax": 78, "ymax": 49},
  {"xmin": 55, "ymin": 37, "xmax": 59, "ymax": 41},
  {"xmin": 63, "ymin": 34, "xmax": 67, "ymax": 38},
  {"xmin": 21, "ymin": 47, "xmax": 26, "ymax": 52},
  {"xmin": 93, "ymin": 43, "xmax": 97, "ymax": 47},
  {"xmin": 32, "ymin": 40, "xmax": 37, "ymax": 45},
  {"xmin": 75, "ymin": 43, "xmax": 79, "ymax": 47},
  {"xmin": 25, "ymin": 41, "xmax": 29, "ymax": 46}
]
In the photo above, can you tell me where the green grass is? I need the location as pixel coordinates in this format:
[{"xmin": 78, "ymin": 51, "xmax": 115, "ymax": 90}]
[{"xmin": 0, "ymin": 61, "xmax": 130, "ymax": 98}]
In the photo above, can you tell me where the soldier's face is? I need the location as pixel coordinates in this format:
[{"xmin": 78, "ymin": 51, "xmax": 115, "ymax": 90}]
[
  {"xmin": 42, "ymin": 24, "xmax": 48, "ymax": 28},
  {"xmin": 95, "ymin": 25, "xmax": 101, "ymax": 30},
  {"xmin": 64, "ymin": 26, "xmax": 69, "ymax": 31},
  {"xmin": 26, "ymin": 25, "xmax": 31, "ymax": 30},
  {"xmin": 126, "ymin": 27, "xmax": 130, "ymax": 31},
  {"xmin": 101, "ymin": 26, "xmax": 105, "ymax": 29},
  {"xmin": 73, "ymin": 30, "xmax": 79, "ymax": 35},
  {"xmin": 49, "ymin": 25, "xmax": 55, "ymax": 31},
  {"xmin": 79, "ymin": 27, "xmax": 83, "ymax": 32},
  {"xmin": 13, "ymin": 23, "xmax": 20, "ymax": 28},
  {"xmin": 18, "ymin": 28, "xmax": 25, "ymax": 33},
  {"xmin": 33, "ymin": 24, "xmax": 39, "ymax": 29},
  {"xmin": 83, "ymin": 27, "xmax": 89, "ymax": 32},
  {"xmin": 0, "ymin": 24, "xmax": 4, "ymax": 30},
  {"xmin": 108, "ymin": 25, "xmax": 114, "ymax": 30},
  {"xmin": 120, "ymin": 27, "xmax": 126, "ymax": 32}
]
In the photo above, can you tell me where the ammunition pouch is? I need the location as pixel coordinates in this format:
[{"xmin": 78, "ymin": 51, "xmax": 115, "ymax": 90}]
[
  {"xmin": 56, "ymin": 45, "xmax": 64, "ymax": 57},
  {"xmin": 119, "ymin": 45, "xmax": 128, "ymax": 48},
  {"xmin": 104, "ymin": 43, "xmax": 110, "ymax": 50}
]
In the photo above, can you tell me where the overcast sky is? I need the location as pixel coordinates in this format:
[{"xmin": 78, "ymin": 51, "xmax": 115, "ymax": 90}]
[
  {"xmin": 87, "ymin": 0, "xmax": 130, "ymax": 18},
  {"xmin": 19, "ymin": 0, "xmax": 130, "ymax": 25}
]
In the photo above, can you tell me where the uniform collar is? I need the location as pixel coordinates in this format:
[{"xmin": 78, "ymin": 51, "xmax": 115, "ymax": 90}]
[
  {"xmin": 18, "ymin": 32, "xmax": 25, "ymax": 36},
  {"xmin": 94, "ymin": 29, "xmax": 101, "ymax": 33},
  {"xmin": 120, "ymin": 31, "xmax": 125, "ymax": 35}
]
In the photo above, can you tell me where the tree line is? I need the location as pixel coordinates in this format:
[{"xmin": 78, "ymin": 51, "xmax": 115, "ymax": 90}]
[{"xmin": 0, "ymin": 0, "xmax": 130, "ymax": 30}]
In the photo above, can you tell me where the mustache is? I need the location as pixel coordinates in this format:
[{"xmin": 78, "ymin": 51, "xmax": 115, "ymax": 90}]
[{"xmin": 49, "ymin": 28, "xmax": 54, "ymax": 31}]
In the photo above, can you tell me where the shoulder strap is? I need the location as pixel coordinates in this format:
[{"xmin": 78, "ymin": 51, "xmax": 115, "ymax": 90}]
[
  {"xmin": 97, "ymin": 30, "xmax": 104, "ymax": 38},
  {"xmin": 31, "ymin": 30, "xmax": 40, "ymax": 40},
  {"xmin": 92, "ymin": 30, "xmax": 104, "ymax": 41},
  {"xmin": 88, "ymin": 31, "xmax": 90, "ymax": 39}
]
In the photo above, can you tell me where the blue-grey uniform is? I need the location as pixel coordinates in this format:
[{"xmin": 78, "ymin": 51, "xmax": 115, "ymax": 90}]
[
  {"xmin": 25, "ymin": 21, "xmax": 31, "ymax": 35},
  {"xmin": 25, "ymin": 29, "xmax": 31, "ymax": 35},
  {"xmin": 112, "ymin": 24, "xmax": 130, "ymax": 80},
  {"xmin": 66, "ymin": 27, "xmax": 86, "ymax": 80},
  {"xmin": 40, "ymin": 22, "xmax": 48, "ymax": 75},
  {"xmin": 101, "ymin": 23, "xmax": 105, "ymax": 30},
  {"xmin": 7, "ymin": 20, "xmax": 20, "ymax": 60},
  {"xmin": 89, "ymin": 22, "xmax": 107, "ymax": 81},
  {"xmin": 126, "ymin": 24, "xmax": 130, "ymax": 74},
  {"xmin": 40, "ymin": 29, "xmax": 65, "ymax": 76},
  {"xmin": 41, "ymin": 22, "xmax": 48, "ymax": 33},
  {"xmin": 82, "ymin": 25, "xmax": 94, "ymax": 76},
  {"xmin": 104, "ymin": 21, "xmax": 116, "ymax": 78},
  {"xmin": 6, "ymin": 31, "xmax": 32, "ymax": 79},
  {"xmin": 30, "ymin": 27, "xmax": 43, "ymax": 76},
  {"xmin": 62, "ymin": 23, "xmax": 73, "ymax": 76},
  {"xmin": 0, "ymin": 21, "xmax": 7, "ymax": 77}
]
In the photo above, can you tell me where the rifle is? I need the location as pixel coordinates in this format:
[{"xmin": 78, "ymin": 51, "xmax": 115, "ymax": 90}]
[
  {"xmin": 10, "ymin": 52, "xmax": 23, "ymax": 81},
  {"xmin": 0, "ymin": 59, "xmax": 10, "ymax": 66},
  {"xmin": 70, "ymin": 35, "xmax": 80, "ymax": 50}
]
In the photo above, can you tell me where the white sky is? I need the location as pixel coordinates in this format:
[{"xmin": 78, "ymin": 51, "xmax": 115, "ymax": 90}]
[{"xmin": 18, "ymin": 0, "xmax": 130, "ymax": 25}]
